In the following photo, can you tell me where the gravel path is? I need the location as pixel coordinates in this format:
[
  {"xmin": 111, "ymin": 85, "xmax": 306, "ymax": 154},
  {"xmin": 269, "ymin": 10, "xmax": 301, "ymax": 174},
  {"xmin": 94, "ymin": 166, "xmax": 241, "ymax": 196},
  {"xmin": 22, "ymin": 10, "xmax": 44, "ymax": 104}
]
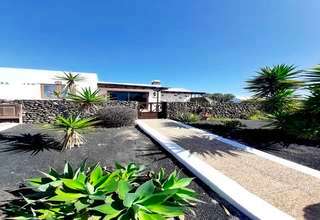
[
  {"xmin": 192, "ymin": 121, "xmax": 320, "ymax": 171},
  {"xmin": 141, "ymin": 119, "xmax": 320, "ymax": 220},
  {"xmin": 0, "ymin": 124, "xmax": 234, "ymax": 220}
]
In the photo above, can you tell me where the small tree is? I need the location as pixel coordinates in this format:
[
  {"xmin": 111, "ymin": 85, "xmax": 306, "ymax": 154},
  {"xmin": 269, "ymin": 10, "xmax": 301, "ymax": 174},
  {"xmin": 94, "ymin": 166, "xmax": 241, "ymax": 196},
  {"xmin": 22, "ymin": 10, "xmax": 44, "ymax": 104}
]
[
  {"xmin": 246, "ymin": 64, "xmax": 301, "ymax": 113},
  {"xmin": 54, "ymin": 115, "xmax": 97, "ymax": 150},
  {"xmin": 207, "ymin": 93, "xmax": 235, "ymax": 103},
  {"xmin": 56, "ymin": 72, "xmax": 84, "ymax": 94},
  {"xmin": 305, "ymin": 64, "xmax": 320, "ymax": 86}
]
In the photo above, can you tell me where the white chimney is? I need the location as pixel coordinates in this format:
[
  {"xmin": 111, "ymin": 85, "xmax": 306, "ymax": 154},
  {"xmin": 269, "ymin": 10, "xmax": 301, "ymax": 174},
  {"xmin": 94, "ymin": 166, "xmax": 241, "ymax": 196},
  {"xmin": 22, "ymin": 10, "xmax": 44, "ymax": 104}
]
[{"xmin": 151, "ymin": 80, "xmax": 161, "ymax": 86}]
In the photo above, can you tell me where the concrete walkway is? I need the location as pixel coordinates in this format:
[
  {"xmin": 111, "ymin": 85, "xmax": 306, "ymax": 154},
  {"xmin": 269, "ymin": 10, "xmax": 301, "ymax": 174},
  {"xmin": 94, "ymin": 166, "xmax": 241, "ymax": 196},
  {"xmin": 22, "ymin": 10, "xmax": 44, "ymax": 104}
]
[
  {"xmin": 0, "ymin": 123, "xmax": 18, "ymax": 132},
  {"xmin": 138, "ymin": 119, "xmax": 320, "ymax": 220}
]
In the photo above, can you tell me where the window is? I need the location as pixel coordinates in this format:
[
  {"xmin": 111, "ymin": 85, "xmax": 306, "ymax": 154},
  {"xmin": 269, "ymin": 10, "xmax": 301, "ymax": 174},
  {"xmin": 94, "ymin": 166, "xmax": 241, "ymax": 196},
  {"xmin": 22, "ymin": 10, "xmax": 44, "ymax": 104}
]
[
  {"xmin": 41, "ymin": 83, "xmax": 66, "ymax": 99},
  {"xmin": 109, "ymin": 91, "xmax": 148, "ymax": 102}
]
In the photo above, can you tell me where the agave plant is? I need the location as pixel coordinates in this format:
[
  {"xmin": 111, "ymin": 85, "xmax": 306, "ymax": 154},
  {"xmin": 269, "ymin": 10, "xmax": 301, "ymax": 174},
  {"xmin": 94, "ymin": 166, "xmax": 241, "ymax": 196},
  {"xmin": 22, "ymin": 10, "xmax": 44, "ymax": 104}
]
[
  {"xmin": 2, "ymin": 161, "xmax": 198, "ymax": 219},
  {"xmin": 246, "ymin": 64, "xmax": 301, "ymax": 98},
  {"xmin": 56, "ymin": 72, "xmax": 84, "ymax": 94},
  {"xmin": 305, "ymin": 64, "xmax": 320, "ymax": 86},
  {"xmin": 54, "ymin": 115, "xmax": 97, "ymax": 150},
  {"xmin": 68, "ymin": 87, "xmax": 106, "ymax": 113}
]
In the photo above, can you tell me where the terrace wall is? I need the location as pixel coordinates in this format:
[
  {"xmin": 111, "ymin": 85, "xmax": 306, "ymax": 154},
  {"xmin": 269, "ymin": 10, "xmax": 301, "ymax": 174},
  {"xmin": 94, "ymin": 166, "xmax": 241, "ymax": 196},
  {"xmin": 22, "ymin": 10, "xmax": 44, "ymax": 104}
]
[
  {"xmin": 167, "ymin": 102, "xmax": 259, "ymax": 119},
  {"xmin": 0, "ymin": 100, "xmax": 138, "ymax": 123}
]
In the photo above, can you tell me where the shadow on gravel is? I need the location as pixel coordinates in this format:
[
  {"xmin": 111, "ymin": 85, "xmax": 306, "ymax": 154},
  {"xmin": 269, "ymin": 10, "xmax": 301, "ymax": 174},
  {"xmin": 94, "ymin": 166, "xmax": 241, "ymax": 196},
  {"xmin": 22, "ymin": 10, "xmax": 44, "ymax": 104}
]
[
  {"xmin": 303, "ymin": 203, "xmax": 320, "ymax": 220},
  {"xmin": 191, "ymin": 122, "xmax": 319, "ymax": 150},
  {"xmin": 135, "ymin": 147, "xmax": 168, "ymax": 162},
  {"xmin": 0, "ymin": 133, "xmax": 62, "ymax": 155},
  {"xmin": 171, "ymin": 134, "xmax": 239, "ymax": 157}
]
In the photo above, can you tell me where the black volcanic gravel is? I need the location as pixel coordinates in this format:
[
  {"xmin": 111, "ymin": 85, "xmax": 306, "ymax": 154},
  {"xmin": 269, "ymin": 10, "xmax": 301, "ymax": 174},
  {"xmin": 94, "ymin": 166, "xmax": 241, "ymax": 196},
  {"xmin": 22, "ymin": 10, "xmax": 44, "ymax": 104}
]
[{"xmin": 0, "ymin": 124, "xmax": 248, "ymax": 220}]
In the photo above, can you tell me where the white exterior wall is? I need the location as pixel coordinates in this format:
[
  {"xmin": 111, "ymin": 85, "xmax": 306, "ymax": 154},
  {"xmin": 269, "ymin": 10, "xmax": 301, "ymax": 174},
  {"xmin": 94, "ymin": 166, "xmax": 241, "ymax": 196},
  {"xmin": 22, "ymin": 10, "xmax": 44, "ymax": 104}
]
[
  {"xmin": 161, "ymin": 92, "xmax": 202, "ymax": 102},
  {"xmin": 0, "ymin": 67, "xmax": 98, "ymax": 100}
]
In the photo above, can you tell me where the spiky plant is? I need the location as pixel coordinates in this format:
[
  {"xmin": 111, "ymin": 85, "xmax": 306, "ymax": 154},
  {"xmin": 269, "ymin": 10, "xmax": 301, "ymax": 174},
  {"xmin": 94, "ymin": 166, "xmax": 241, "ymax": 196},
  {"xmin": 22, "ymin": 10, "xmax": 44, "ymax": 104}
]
[
  {"xmin": 246, "ymin": 64, "xmax": 301, "ymax": 113},
  {"xmin": 305, "ymin": 64, "xmax": 320, "ymax": 86},
  {"xmin": 246, "ymin": 64, "xmax": 301, "ymax": 98},
  {"xmin": 68, "ymin": 87, "xmax": 106, "ymax": 113},
  {"xmin": 54, "ymin": 116, "xmax": 97, "ymax": 150},
  {"xmin": 56, "ymin": 72, "xmax": 83, "ymax": 94}
]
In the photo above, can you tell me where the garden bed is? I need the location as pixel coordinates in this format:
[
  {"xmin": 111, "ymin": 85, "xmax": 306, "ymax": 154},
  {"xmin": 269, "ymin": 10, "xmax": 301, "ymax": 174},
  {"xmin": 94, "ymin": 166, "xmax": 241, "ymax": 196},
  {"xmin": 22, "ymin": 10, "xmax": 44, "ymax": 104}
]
[
  {"xmin": 0, "ymin": 124, "xmax": 244, "ymax": 220},
  {"xmin": 191, "ymin": 120, "xmax": 320, "ymax": 171}
]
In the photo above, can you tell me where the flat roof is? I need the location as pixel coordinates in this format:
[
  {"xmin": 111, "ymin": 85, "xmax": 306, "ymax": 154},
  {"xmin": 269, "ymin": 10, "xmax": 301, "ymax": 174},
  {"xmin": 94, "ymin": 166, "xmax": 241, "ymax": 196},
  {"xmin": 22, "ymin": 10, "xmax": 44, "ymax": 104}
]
[
  {"xmin": 162, "ymin": 87, "xmax": 206, "ymax": 94},
  {"xmin": 98, "ymin": 81, "xmax": 169, "ymax": 89}
]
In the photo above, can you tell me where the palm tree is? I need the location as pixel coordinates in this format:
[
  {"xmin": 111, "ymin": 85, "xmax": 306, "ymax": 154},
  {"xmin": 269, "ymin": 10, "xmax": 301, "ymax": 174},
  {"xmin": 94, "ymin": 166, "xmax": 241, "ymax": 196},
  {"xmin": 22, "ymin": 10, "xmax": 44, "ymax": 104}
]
[
  {"xmin": 305, "ymin": 64, "xmax": 320, "ymax": 86},
  {"xmin": 67, "ymin": 88, "xmax": 106, "ymax": 113},
  {"xmin": 246, "ymin": 64, "xmax": 301, "ymax": 113},
  {"xmin": 53, "ymin": 116, "xmax": 97, "ymax": 150},
  {"xmin": 246, "ymin": 64, "xmax": 302, "ymax": 99},
  {"xmin": 56, "ymin": 72, "xmax": 83, "ymax": 94}
]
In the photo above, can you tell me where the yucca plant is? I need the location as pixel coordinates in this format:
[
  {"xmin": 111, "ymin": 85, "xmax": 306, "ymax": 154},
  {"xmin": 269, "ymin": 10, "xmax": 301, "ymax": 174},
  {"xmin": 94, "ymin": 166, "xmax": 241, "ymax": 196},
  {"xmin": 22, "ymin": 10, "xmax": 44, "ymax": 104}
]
[
  {"xmin": 305, "ymin": 64, "xmax": 320, "ymax": 86},
  {"xmin": 68, "ymin": 87, "xmax": 106, "ymax": 113},
  {"xmin": 54, "ymin": 115, "xmax": 97, "ymax": 150},
  {"xmin": 246, "ymin": 64, "xmax": 301, "ymax": 113},
  {"xmin": 2, "ymin": 161, "xmax": 198, "ymax": 219},
  {"xmin": 56, "ymin": 72, "xmax": 84, "ymax": 94},
  {"xmin": 246, "ymin": 64, "xmax": 301, "ymax": 98}
]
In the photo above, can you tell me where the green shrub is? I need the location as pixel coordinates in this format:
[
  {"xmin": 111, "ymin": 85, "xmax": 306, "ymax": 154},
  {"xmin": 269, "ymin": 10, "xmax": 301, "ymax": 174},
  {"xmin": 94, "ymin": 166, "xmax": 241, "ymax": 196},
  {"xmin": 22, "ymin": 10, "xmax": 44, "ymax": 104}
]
[
  {"xmin": 176, "ymin": 112, "xmax": 200, "ymax": 123},
  {"xmin": 2, "ymin": 161, "xmax": 198, "ymax": 219},
  {"xmin": 97, "ymin": 106, "xmax": 137, "ymax": 128},
  {"xmin": 248, "ymin": 110, "xmax": 269, "ymax": 120},
  {"xmin": 222, "ymin": 120, "xmax": 244, "ymax": 129}
]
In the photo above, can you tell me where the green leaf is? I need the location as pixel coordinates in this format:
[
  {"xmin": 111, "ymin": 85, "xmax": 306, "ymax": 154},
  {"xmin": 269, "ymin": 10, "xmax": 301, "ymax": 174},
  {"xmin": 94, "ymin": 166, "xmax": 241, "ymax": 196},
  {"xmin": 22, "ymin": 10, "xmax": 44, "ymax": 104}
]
[
  {"xmin": 75, "ymin": 200, "xmax": 90, "ymax": 212},
  {"xmin": 171, "ymin": 178, "xmax": 193, "ymax": 189},
  {"xmin": 63, "ymin": 162, "xmax": 73, "ymax": 178},
  {"xmin": 39, "ymin": 171, "xmax": 57, "ymax": 181},
  {"xmin": 48, "ymin": 188, "xmax": 85, "ymax": 202},
  {"xmin": 117, "ymin": 180, "xmax": 131, "ymax": 200},
  {"xmin": 162, "ymin": 171, "xmax": 177, "ymax": 189},
  {"xmin": 76, "ymin": 172, "xmax": 87, "ymax": 184},
  {"xmin": 146, "ymin": 204, "xmax": 184, "ymax": 217},
  {"xmin": 27, "ymin": 177, "xmax": 43, "ymax": 188},
  {"xmin": 137, "ymin": 210, "xmax": 166, "ymax": 220},
  {"xmin": 86, "ymin": 182, "xmax": 95, "ymax": 194},
  {"xmin": 96, "ymin": 171, "xmax": 119, "ymax": 193},
  {"xmin": 135, "ymin": 180, "xmax": 155, "ymax": 199},
  {"xmin": 92, "ymin": 204, "xmax": 122, "ymax": 219},
  {"xmin": 123, "ymin": 193, "xmax": 137, "ymax": 208},
  {"xmin": 90, "ymin": 164, "xmax": 104, "ymax": 185},
  {"xmin": 62, "ymin": 179, "xmax": 85, "ymax": 191},
  {"xmin": 139, "ymin": 189, "xmax": 177, "ymax": 206}
]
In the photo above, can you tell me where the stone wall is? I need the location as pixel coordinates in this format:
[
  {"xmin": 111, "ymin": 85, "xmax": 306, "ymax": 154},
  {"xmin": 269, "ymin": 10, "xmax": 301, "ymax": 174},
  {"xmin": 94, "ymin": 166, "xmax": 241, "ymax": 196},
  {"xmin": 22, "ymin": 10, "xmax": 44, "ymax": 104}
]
[
  {"xmin": 0, "ymin": 100, "xmax": 138, "ymax": 123},
  {"xmin": 167, "ymin": 102, "xmax": 259, "ymax": 120}
]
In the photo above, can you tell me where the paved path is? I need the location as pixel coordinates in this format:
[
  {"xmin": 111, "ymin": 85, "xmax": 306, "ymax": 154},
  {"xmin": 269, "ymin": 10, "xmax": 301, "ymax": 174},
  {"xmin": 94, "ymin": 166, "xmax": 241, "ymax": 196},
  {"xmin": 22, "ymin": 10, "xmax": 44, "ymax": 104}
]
[
  {"xmin": 0, "ymin": 123, "xmax": 18, "ymax": 132},
  {"xmin": 139, "ymin": 119, "xmax": 320, "ymax": 220}
]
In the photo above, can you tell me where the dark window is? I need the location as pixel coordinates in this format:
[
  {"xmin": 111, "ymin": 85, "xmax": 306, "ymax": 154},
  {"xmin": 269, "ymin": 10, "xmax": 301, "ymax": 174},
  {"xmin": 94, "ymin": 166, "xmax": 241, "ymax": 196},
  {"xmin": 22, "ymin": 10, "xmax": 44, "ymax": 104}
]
[{"xmin": 109, "ymin": 91, "xmax": 148, "ymax": 102}]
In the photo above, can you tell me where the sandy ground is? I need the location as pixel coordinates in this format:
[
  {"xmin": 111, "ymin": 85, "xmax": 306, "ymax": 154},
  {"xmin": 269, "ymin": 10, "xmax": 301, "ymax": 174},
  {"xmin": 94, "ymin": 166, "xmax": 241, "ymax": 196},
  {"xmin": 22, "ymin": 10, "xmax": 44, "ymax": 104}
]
[{"xmin": 142, "ymin": 119, "xmax": 320, "ymax": 220}]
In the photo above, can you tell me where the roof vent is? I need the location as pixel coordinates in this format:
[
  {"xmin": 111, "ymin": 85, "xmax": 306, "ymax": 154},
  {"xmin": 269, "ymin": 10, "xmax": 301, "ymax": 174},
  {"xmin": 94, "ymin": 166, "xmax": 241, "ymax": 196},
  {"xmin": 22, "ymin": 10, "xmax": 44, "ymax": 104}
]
[{"xmin": 151, "ymin": 80, "xmax": 161, "ymax": 86}]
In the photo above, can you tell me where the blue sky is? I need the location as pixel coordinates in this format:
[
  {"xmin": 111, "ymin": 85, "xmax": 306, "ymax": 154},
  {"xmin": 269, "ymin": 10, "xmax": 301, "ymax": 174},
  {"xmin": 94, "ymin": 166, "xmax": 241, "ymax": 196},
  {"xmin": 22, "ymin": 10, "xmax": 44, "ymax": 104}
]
[{"xmin": 0, "ymin": 1, "xmax": 319, "ymax": 97}]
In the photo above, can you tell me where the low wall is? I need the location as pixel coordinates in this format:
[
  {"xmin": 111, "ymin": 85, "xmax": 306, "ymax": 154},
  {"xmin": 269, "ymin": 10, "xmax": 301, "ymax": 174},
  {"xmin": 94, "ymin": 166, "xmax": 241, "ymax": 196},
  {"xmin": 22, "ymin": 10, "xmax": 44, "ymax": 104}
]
[
  {"xmin": 0, "ymin": 100, "xmax": 138, "ymax": 123},
  {"xmin": 167, "ymin": 102, "xmax": 259, "ymax": 119}
]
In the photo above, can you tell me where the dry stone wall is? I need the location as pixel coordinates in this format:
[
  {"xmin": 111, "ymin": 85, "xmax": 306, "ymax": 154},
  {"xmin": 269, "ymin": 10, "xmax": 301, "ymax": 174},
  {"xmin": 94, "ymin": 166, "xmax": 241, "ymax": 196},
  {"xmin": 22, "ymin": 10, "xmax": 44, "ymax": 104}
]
[
  {"xmin": 167, "ymin": 102, "xmax": 259, "ymax": 120},
  {"xmin": 0, "ymin": 100, "xmax": 138, "ymax": 123}
]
